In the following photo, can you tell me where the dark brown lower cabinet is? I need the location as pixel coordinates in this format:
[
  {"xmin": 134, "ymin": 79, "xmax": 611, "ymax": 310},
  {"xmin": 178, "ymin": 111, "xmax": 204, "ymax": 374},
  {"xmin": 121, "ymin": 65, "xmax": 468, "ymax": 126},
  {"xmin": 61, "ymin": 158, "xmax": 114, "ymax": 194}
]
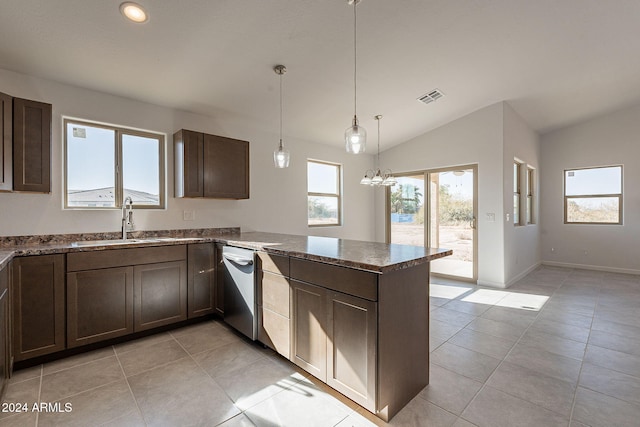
[
  {"xmin": 12, "ymin": 255, "xmax": 65, "ymax": 362},
  {"xmin": 327, "ymin": 291, "xmax": 377, "ymax": 412},
  {"xmin": 290, "ymin": 279, "xmax": 327, "ymax": 381},
  {"xmin": 290, "ymin": 279, "xmax": 377, "ymax": 411},
  {"xmin": 187, "ymin": 243, "xmax": 215, "ymax": 318},
  {"xmin": 0, "ymin": 261, "xmax": 10, "ymax": 399},
  {"xmin": 67, "ymin": 267, "xmax": 133, "ymax": 348},
  {"xmin": 134, "ymin": 261, "xmax": 187, "ymax": 331}
]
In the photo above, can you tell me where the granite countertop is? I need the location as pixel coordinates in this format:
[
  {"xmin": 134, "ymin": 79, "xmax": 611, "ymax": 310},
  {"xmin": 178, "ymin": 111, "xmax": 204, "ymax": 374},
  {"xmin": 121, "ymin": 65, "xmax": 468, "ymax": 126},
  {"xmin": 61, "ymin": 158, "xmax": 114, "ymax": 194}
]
[
  {"xmin": 217, "ymin": 232, "xmax": 452, "ymax": 273},
  {"xmin": 0, "ymin": 229, "xmax": 452, "ymax": 274}
]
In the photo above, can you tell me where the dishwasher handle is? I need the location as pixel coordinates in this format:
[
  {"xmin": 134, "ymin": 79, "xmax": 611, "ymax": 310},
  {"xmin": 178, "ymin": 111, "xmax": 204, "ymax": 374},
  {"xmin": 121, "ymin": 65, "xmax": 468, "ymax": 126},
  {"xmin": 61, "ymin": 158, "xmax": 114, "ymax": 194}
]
[{"xmin": 223, "ymin": 252, "xmax": 254, "ymax": 266}]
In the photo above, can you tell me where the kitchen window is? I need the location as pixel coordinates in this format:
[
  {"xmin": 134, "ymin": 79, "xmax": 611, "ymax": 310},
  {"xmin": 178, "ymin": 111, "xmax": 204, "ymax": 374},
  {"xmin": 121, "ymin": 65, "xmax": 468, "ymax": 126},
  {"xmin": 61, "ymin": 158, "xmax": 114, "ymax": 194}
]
[
  {"xmin": 513, "ymin": 161, "xmax": 522, "ymax": 226},
  {"xmin": 64, "ymin": 119, "xmax": 165, "ymax": 209},
  {"xmin": 307, "ymin": 159, "xmax": 341, "ymax": 226},
  {"xmin": 526, "ymin": 166, "xmax": 535, "ymax": 224},
  {"xmin": 564, "ymin": 165, "xmax": 622, "ymax": 224}
]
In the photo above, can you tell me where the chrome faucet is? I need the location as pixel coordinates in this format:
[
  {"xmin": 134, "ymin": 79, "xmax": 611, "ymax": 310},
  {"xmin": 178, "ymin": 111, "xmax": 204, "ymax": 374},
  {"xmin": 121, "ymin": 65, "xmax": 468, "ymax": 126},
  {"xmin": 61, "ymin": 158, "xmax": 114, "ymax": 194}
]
[{"xmin": 122, "ymin": 196, "xmax": 134, "ymax": 240}]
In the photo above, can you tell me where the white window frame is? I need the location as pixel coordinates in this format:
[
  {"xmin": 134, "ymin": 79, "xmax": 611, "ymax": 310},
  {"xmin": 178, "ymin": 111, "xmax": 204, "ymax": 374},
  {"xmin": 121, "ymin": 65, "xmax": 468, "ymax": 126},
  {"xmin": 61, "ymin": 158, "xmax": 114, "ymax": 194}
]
[
  {"xmin": 307, "ymin": 159, "xmax": 342, "ymax": 227},
  {"xmin": 564, "ymin": 165, "xmax": 623, "ymax": 225},
  {"xmin": 63, "ymin": 118, "xmax": 166, "ymax": 209}
]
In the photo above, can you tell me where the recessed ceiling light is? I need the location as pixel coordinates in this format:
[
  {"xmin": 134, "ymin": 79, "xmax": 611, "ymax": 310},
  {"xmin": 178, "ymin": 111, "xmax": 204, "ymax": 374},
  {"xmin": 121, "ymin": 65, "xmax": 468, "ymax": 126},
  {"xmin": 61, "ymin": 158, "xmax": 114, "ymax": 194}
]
[{"xmin": 120, "ymin": 2, "xmax": 148, "ymax": 23}]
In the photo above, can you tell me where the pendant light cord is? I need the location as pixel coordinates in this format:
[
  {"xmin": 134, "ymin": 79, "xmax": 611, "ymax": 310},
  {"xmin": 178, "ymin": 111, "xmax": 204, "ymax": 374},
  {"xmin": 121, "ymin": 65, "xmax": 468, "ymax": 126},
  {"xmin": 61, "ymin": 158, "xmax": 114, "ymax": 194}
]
[
  {"xmin": 353, "ymin": 0, "xmax": 357, "ymax": 117},
  {"xmin": 376, "ymin": 117, "xmax": 380, "ymax": 169}
]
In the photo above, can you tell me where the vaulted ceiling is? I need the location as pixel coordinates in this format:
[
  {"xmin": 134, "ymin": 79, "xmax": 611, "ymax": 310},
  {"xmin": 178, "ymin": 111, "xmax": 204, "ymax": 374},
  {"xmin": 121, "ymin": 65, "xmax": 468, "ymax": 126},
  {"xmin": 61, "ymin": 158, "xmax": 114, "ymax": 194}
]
[{"xmin": 1, "ymin": 0, "xmax": 639, "ymax": 149}]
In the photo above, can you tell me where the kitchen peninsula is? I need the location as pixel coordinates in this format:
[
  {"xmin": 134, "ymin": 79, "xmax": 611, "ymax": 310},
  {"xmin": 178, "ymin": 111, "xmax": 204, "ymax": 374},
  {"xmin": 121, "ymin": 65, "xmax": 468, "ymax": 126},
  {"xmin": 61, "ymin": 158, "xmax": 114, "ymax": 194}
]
[{"xmin": 0, "ymin": 230, "xmax": 451, "ymax": 421}]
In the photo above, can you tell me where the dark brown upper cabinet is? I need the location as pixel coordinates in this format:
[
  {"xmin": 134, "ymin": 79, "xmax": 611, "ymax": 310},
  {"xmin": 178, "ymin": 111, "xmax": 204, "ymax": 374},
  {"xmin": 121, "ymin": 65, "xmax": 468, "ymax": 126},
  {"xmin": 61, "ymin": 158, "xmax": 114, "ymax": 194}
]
[
  {"xmin": 0, "ymin": 92, "xmax": 12, "ymax": 192},
  {"xmin": 174, "ymin": 129, "xmax": 249, "ymax": 199},
  {"xmin": 13, "ymin": 98, "xmax": 52, "ymax": 193}
]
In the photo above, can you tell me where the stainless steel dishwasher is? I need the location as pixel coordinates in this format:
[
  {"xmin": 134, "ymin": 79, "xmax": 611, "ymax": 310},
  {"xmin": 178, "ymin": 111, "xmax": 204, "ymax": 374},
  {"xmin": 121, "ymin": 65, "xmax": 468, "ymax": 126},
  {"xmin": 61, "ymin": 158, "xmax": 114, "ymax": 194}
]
[{"xmin": 222, "ymin": 246, "xmax": 257, "ymax": 340}]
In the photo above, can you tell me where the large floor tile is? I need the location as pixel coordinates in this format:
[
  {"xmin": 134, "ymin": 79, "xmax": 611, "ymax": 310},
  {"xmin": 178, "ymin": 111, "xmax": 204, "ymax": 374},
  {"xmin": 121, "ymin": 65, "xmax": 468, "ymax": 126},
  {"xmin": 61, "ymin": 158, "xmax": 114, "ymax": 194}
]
[
  {"xmin": 117, "ymin": 337, "xmax": 189, "ymax": 377},
  {"xmin": 591, "ymin": 317, "xmax": 640, "ymax": 340},
  {"xmin": 0, "ymin": 412, "xmax": 37, "ymax": 427},
  {"xmin": 536, "ymin": 308, "xmax": 593, "ymax": 329},
  {"xmin": 528, "ymin": 317, "xmax": 590, "ymax": 343},
  {"xmin": 171, "ymin": 320, "xmax": 243, "ymax": 354},
  {"xmin": 448, "ymin": 328, "xmax": 515, "ymax": 360},
  {"xmin": 505, "ymin": 343, "xmax": 582, "ymax": 384},
  {"xmin": 572, "ymin": 387, "xmax": 640, "ymax": 427},
  {"xmin": 244, "ymin": 377, "xmax": 352, "ymax": 427},
  {"xmin": 584, "ymin": 344, "xmax": 640, "ymax": 377},
  {"xmin": 579, "ymin": 362, "xmax": 640, "ymax": 405},
  {"xmin": 588, "ymin": 329, "xmax": 640, "ymax": 356},
  {"xmin": 113, "ymin": 331, "xmax": 173, "ymax": 355},
  {"xmin": 43, "ymin": 346, "xmax": 115, "ymax": 375},
  {"xmin": 430, "ymin": 343, "xmax": 500, "ymax": 382},
  {"xmin": 0, "ymin": 377, "xmax": 41, "ymax": 421},
  {"xmin": 486, "ymin": 361, "xmax": 576, "ymax": 417},
  {"xmin": 40, "ymin": 355, "xmax": 124, "ymax": 402},
  {"xmin": 461, "ymin": 386, "xmax": 568, "ymax": 427},
  {"xmin": 193, "ymin": 339, "xmax": 266, "ymax": 379},
  {"xmin": 8, "ymin": 365, "xmax": 41, "ymax": 385},
  {"xmin": 128, "ymin": 357, "xmax": 239, "ymax": 426},
  {"xmin": 38, "ymin": 379, "xmax": 139, "ymax": 427},
  {"xmin": 518, "ymin": 328, "xmax": 586, "ymax": 360},
  {"xmin": 431, "ymin": 308, "xmax": 477, "ymax": 328},
  {"xmin": 442, "ymin": 299, "xmax": 491, "ymax": 316},
  {"xmin": 215, "ymin": 356, "xmax": 307, "ymax": 410},
  {"xmin": 465, "ymin": 317, "xmax": 526, "ymax": 341},
  {"xmin": 420, "ymin": 364, "xmax": 483, "ymax": 415},
  {"xmin": 218, "ymin": 414, "xmax": 258, "ymax": 427},
  {"xmin": 430, "ymin": 319, "xmax": 464, "ymax": 341}
]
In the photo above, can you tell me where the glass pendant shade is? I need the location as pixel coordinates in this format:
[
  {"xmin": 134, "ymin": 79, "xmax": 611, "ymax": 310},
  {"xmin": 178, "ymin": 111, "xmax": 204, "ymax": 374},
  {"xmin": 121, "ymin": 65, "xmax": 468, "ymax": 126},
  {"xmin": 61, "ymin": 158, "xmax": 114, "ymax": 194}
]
[
  {"xmin": 345, "ymin": 118, "xmax": 366, "ymax": 154},
  {"xmin": 274, "ymin": 141, "xmax": 290, "ymax": 168}
]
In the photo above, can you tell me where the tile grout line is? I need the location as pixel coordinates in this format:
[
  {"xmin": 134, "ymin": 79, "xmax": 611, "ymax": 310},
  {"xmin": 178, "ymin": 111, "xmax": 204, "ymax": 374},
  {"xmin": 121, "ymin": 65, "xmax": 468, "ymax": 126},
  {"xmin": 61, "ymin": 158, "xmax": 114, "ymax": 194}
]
[
  {"xmin": 35, "ymin": 364, "xmax": 43, "ymax": 427},
  {"xmin": 113, "ymin": 344, "xmax": 149, "ymax": 427}
]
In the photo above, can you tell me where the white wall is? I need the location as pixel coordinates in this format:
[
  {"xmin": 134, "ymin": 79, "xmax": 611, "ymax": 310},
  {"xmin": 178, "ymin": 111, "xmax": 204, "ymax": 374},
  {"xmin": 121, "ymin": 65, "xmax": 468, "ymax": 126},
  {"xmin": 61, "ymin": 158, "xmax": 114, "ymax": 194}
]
[
  {"xmin": 541, "ymin": 103, "xmax": 640, "ymax": 274},
  {"xmin": 0, "ymin": 68, "xmax": 376, "ymax": 241},
  {"xmin": 503, "ymin": 103, "xmax": 541, "ymax": 284},
  {"xmin": 375, "ymin": 103, "xmax": 506, "ymax": 286}
]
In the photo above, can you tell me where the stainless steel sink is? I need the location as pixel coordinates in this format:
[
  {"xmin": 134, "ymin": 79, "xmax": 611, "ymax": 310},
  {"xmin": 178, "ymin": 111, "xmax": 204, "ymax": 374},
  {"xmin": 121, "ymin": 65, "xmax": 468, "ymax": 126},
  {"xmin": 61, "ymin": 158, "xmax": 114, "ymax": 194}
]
[
  {"xmin": 69, "ymin": 237, "xmax": 198, "ymax": 247},
  {"xmin": 70, "ymin": 239, "xmax": 152, "ymax": 247}
]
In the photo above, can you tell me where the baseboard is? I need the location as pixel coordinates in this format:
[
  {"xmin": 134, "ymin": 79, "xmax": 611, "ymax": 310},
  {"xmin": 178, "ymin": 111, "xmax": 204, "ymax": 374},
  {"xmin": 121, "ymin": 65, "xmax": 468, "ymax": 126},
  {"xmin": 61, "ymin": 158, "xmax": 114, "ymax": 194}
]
[
  {"xmin": 506, "ymin": 262, "xmax": 542, "ymax": 287},
  {"xmin": 542, "ymin": 260, "xmax": 640, "ymax": 276},
  {"xmin": 476, "ymin": 279, "xmax": 507, "ymax": 289}
]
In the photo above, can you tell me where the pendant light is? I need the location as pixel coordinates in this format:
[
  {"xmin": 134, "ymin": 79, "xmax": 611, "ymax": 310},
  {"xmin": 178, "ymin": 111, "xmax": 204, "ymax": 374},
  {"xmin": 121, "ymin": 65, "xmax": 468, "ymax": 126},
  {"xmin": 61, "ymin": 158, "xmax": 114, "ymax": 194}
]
[
  {"xmin": 360, "ymin": 115, "xmax": 396, "ymax": 186},
  {"xmin": 273, "ymin": 65, "xmax": 290, "ymax": 168},
  {"xmin": 345, "ymin": 0, "xmax": 366, "ymax": 154}
]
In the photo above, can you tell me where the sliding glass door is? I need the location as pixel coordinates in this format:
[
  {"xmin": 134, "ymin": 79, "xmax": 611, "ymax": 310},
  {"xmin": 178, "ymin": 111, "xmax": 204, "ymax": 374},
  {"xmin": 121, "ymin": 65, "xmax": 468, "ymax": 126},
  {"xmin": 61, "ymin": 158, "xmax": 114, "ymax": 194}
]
[{"xmin": 387, "ymin": 165, "xmax": 477, "ymax": 282}]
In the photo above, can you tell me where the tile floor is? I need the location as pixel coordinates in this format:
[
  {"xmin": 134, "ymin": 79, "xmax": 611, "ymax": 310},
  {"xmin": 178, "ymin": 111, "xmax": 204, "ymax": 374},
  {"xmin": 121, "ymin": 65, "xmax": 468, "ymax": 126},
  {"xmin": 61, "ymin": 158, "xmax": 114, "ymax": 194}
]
[{"xmin": 2, "ymin": 265, "xmax": 640, "ymax": 426}]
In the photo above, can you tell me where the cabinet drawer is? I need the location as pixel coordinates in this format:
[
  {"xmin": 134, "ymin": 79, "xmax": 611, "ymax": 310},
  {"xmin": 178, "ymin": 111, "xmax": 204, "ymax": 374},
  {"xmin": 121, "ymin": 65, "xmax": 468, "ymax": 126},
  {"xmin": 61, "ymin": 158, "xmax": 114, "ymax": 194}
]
[
  {"xmin": 259, "ymin": 307, "xmax": 290, "ymax": 359},
  {"xmin": 260, "ymin": 271, "xmax": 290, "ymax": 317},
  {"xmin": 68, "ymin": 245, "xmax": 186, "ymax": 271},
  {"xmin": 257, "ymin": 252, "xmax": 289, "ymax": 276},
  {"xmin": 290, "ymin": 258, "xmax": 377, "ymax": 301}
]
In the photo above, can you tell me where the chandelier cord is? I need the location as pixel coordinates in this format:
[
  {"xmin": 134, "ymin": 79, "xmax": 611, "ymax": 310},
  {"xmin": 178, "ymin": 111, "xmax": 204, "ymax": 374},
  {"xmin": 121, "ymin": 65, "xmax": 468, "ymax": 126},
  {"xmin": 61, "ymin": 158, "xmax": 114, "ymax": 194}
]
[{"xmin": 279, "ymin": 70, "xmax": 283, "ymax": 148}]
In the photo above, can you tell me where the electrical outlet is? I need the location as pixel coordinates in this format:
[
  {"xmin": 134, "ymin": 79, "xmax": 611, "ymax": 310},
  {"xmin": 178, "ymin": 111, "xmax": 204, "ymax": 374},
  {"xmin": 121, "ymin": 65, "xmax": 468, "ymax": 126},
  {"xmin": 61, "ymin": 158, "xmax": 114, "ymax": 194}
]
[
  {"xmin": 183, "ymin": 210, "xmax": 195, "ymax": 221},
  {"xmin": 506, "ymin": 213, "xmax": 510, "ymax": 222},
  {"xmin": 551, "ymin": 247, "xmax": 555, "ymax": 253}
]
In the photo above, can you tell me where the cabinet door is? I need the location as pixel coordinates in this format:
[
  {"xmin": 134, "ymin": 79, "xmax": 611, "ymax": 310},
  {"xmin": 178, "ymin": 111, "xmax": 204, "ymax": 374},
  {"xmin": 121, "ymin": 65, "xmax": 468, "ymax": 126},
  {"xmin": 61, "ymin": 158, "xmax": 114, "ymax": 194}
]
[
  {"xmin": 327, "ymin": 291, "xmax": 377, "ymax": 411},
  {"xmin": 214, "ymin": 244, "xmax": 225, "ymax": 315},
  {"xmin": 134, "ymin": 261, "xmax": 187, "ymax": 331},
  {"xmin": 187, "ymin": 243, "xmax": 215, "ymax": 318},
  {"xmin": 0, "ymin": 92, "xmax": 11, "ymax": 192},
  {"xmin": 13, "ymin": 98, "xmax": 52, "ymax": 193},
  {"xmin": 12, "ymin": 255, "xmax": 65, "ymax": 361},
  {"xmin": 203, "ymin": 134, "xmax": 249, "ymax": 199},
  {"xmin": 174, "ymin": 129, "xmax": 204, "ymax": 198},
  {"xmin": 290, "ymin": 279, "xmax": 327, "ymax": 381},
  {"xmin": 67, "ymin": 267, "xmax": 133, "ymax": 348}
]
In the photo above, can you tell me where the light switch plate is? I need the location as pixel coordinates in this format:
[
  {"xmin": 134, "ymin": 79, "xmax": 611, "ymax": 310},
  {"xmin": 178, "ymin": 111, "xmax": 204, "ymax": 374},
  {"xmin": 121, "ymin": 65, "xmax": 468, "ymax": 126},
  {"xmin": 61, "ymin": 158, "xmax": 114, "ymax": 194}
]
[
  {"xmin": 486, "ymin": 213, "xmax": 496, "ymax": 222},
  {"xmin": 183, "ymin": 210, "xmax": 195, "ymax": 221}
]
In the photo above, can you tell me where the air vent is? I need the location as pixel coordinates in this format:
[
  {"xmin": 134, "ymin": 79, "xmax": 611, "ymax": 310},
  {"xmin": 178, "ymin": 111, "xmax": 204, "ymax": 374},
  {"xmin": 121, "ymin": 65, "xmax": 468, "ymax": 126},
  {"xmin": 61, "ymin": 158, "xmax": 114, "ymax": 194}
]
[{"xmin": 417, "ymin": 89, "xmax": 444, "ymax": 105}]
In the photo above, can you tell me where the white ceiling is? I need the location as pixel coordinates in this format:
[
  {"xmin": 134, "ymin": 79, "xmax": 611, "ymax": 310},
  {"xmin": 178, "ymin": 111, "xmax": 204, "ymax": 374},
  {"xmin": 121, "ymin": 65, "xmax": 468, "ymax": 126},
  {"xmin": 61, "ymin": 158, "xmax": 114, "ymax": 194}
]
[{"xmin": 1, "ymin": 0, "xmax": 639, "ymax": 150}]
